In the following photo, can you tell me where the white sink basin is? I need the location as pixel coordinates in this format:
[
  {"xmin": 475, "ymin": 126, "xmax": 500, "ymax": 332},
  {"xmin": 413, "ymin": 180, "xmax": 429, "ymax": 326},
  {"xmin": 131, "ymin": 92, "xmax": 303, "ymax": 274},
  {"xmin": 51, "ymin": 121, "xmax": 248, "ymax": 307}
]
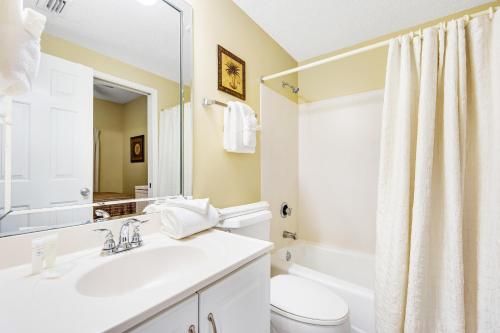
[{"xmin": 75, "ymin": 246, "xmax": 207, "ymax": 297}]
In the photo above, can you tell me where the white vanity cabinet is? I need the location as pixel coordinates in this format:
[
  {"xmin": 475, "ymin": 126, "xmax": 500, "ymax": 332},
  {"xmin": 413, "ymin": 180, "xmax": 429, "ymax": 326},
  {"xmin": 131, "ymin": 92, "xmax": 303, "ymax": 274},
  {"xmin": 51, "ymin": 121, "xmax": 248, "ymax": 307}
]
[
  {"xmin": 128, "ymin": 255, "xmax": 270, "ymax": 333},
  {"xmin": 198, "ymin": 254, "xmax": 271, "ymax": 333},
  {"xmin": 128, "ymin": 294, "xmax": 198, "ymax": 333}
]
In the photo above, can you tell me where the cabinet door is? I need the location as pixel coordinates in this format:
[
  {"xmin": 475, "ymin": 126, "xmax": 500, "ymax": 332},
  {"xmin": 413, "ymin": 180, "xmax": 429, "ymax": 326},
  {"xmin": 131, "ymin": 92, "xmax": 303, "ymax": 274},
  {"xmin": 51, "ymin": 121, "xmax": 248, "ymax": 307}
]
[
  {"xmin": 198, "ymin": 255, "xmax": 270, "ymax": 333},
  {"xmin": 128, "ymin": 294, "xmax": 198, "ymax": 333}
]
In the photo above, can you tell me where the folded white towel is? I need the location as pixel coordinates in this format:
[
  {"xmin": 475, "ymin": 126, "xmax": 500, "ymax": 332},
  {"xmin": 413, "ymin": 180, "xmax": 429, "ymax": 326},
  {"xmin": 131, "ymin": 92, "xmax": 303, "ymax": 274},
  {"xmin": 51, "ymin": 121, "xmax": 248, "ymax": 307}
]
[
  {"xmin": 148, "ymin": 197, "xmax": 210, "ymax": 215},
  {"xmin": 218, "ymin": 201, "xmax": 270, "ymax": 220},
  {"xmin": 223, "ymin": 102, "xmax": 236, "ymax": 151},
  {"xmin": 159, "ymin": 205, "xmax": 219, "ymax": 239},
  {"xmin": 241, "ymin": 103, "xmax": 258, "ymax": 148},
  {"xmin": 0, "ymin": 0, "xmax": 46, "ymax": 96},
  {"xmin": 223, "ymin": 101, "xmax": 256, "ymax": 154}
]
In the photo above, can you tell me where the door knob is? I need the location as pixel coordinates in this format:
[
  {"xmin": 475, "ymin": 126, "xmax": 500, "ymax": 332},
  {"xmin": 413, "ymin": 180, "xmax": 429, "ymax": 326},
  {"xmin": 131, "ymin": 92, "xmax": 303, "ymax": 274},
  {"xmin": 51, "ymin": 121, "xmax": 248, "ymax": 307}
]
[{"xmin": 80, "ymin": 187, "xmax": 90, "ymax": 197}]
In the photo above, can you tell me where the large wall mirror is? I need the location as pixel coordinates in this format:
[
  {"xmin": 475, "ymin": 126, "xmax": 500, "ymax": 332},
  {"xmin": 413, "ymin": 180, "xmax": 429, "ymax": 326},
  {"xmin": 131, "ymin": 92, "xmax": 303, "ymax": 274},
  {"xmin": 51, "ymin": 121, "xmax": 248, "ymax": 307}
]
[{"xmin": 0, "ymin": 0, "xmax": 193, "ymax": 236}]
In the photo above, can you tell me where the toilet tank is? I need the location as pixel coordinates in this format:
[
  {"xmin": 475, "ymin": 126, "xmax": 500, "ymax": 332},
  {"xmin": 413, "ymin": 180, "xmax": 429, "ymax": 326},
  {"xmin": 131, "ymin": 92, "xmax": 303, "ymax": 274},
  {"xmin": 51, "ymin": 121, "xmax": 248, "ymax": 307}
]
[{"xmin": 216, "ymin": 210, "xmax": 272, "ymax": 241}]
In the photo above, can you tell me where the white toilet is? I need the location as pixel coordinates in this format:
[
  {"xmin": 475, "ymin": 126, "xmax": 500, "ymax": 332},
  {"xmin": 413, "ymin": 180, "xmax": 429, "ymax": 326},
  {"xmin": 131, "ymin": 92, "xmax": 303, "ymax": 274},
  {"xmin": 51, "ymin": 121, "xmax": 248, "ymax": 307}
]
[{"xmin": 217, "ymin": 211, "xmax": 351, "ymax": 333}]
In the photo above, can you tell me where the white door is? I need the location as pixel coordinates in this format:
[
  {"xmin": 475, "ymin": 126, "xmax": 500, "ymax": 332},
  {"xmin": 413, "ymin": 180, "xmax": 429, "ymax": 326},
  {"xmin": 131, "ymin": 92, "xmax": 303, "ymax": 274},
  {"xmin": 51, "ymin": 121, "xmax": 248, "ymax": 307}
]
[
  {"xmin": 198, "ymin": 255, "xmax": 271, "ymax": 333},
  {"xmin": 0, "ymin": 53, "xmax": 93, "ymax": 230},
  {"xmin": 128, "ymin": 294, "xmax": 198, "ymax": 333}
]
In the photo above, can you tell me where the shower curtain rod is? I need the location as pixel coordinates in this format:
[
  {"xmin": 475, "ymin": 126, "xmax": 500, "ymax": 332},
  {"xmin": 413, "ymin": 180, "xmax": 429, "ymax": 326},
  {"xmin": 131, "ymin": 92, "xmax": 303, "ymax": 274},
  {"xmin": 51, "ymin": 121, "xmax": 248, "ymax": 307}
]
[{"xmin": 261, "ymin": 6, "xmax": 499, "ymax": 82}]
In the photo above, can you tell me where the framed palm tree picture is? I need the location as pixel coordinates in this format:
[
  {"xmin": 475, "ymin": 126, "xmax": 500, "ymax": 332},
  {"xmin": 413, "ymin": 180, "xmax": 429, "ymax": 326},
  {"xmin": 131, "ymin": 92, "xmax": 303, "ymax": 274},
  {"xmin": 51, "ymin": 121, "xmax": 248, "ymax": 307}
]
[{"xmin": 218, "ymin": 45, "xmax": 246, "ymax": 100}]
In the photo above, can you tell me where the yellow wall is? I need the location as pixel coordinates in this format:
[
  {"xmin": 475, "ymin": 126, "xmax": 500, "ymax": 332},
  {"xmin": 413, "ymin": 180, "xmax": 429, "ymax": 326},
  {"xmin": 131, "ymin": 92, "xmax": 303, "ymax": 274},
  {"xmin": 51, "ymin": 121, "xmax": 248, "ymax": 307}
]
[
  {"xmin": 187, "ymin": 0, "xmax": 298, "ymax": 207},
  {"xmin": 42, "ymin": 8, "xmax": 297, "ymax": 207},
  {"xmin": 298, "ymin": 2, "xmax": 500, "ymax": 103},
  {"xmin": 122, "ymin": 96, "xmax": 148, "ymax": 195},
  {"xmin": 93, "ymin": 99, "xmax": 125, "ymax": 193},
  {"xmin": 94, "ymin": 96, "xmax": 148, "ymax": 195}
]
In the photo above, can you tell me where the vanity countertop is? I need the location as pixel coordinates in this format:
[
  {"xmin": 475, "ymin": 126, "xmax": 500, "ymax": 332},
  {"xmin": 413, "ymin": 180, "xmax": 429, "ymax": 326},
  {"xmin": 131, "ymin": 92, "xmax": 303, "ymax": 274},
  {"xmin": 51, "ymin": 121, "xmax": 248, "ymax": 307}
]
[{"xmin": 0, "ymin": 229, "xmax": 273, "ymax": 332}]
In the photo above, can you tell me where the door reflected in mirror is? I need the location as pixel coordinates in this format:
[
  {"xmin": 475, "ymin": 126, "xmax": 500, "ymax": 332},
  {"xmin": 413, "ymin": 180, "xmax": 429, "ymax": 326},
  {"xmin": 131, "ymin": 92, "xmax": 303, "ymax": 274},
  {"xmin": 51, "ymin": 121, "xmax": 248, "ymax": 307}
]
[{"xmin": 0, "ymin": 0, "xmax": 193, "ymax": 236}]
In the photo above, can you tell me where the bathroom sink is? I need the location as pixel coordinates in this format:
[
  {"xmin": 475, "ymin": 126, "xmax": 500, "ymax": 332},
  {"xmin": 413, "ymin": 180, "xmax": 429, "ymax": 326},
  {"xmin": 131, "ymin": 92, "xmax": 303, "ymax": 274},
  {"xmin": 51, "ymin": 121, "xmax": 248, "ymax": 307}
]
[{"xmin": 75, "ymin": 246, "xmax": 207, "ymax": 297}]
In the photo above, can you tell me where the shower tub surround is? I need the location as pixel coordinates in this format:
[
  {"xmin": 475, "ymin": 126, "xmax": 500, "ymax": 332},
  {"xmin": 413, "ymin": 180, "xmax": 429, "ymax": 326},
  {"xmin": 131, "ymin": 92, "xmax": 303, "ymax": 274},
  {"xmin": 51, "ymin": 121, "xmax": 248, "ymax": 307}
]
[{"xmin": 272, "ymin": 240, "xmax": 375, "ymax": 333}]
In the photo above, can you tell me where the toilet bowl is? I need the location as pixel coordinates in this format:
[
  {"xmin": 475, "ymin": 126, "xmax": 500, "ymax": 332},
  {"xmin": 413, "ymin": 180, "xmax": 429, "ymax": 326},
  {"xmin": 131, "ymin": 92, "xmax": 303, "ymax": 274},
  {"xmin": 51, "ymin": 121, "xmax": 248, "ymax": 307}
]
[
  {"xmin": 270, "ymin": 274, "xmax": 350, "ymax": 333},
  {"xmin": 216, "ymin": 207, "xmax": 350, "ymax": 332}
]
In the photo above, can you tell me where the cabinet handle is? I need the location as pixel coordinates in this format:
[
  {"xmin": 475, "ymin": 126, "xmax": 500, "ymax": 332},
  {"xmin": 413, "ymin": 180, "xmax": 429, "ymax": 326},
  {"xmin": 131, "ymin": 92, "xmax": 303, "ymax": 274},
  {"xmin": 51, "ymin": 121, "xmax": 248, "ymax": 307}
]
[
  {"xmin": 188, "ymin": 324, "xmax": 196, "ymax": 333},
  {"xmin": 207, "ymin": 313, "xmax": 218, "ymax": 333}
]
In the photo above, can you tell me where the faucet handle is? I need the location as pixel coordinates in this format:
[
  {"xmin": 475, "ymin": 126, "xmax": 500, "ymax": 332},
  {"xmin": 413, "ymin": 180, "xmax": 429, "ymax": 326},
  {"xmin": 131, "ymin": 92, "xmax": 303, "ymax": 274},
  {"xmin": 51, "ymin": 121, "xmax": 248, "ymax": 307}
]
[
  {"xmin": 93, "ymin": 228, "xmax": 116, "ymax": 255},
  {"xmin": 127, "ymin": 218, "xmax": 148, "ymax": 225},
  {"xmin": 131, "ymin": 219, "xmax": 148, "ymax": 247}
]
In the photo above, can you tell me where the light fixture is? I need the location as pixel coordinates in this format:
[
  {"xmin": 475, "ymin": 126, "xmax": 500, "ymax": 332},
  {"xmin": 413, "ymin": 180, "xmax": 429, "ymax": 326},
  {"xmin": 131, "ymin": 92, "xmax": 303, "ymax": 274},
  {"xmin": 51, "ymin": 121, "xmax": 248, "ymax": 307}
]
[{"xmin": 136, "ymin": 0, "xmax": 159, "ymax": 6}]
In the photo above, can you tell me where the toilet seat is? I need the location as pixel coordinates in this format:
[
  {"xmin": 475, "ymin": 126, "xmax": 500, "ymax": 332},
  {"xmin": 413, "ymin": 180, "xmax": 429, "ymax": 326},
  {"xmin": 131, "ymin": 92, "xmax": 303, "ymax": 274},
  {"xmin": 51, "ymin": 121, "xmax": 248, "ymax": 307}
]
[{"xmin": 270, "ymin": 275, "xmax": 349, "ymax": 326}]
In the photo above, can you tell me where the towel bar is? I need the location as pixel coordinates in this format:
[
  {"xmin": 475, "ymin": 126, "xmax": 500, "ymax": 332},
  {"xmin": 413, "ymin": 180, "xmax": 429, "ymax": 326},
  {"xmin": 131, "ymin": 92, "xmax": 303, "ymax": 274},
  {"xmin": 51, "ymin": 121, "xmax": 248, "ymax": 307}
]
[
  {"xmin": 202, "ymin": 97, "xmax": 227, "ymax": 107},
  {"xmin": 202, "ymin": 97, "xmax": 262, "ymax": 131}
]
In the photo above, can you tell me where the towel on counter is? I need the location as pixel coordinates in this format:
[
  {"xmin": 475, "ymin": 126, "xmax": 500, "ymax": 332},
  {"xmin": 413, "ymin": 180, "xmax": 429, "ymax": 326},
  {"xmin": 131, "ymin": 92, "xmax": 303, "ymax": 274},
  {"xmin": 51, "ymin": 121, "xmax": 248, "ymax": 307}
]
[
  {"xmin": 144, "ymin": 199, "xmax": 218, "ymax": 239},
  {"xmin": 223, "ymin": 101, "xmax": 258, "ymax": 154},
  {"xmin": 0, "ymin": 0, "xmax": 46, "ymax": 96},
  {"xmin": 218, "ymin": 201, "xmax": 270, "ymax": 221},
  {"xmin": 159, "ymin": 205, "xmax": 219, "ymax": 240},
  {"xmin": 147, "ymin": 197, "xmax": 210, "ymax": 215}
]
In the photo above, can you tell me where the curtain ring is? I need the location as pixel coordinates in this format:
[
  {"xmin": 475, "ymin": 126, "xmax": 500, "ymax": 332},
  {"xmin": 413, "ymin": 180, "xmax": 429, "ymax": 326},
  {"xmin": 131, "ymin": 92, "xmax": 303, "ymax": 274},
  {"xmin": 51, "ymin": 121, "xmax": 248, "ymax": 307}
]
[
  {"xmin": 464, "ymin": 14, "xmax": 470, "ymax": 24},
  {"xmin": 489, "ymin": 7, "xmax": 494, "ymax": 20}
]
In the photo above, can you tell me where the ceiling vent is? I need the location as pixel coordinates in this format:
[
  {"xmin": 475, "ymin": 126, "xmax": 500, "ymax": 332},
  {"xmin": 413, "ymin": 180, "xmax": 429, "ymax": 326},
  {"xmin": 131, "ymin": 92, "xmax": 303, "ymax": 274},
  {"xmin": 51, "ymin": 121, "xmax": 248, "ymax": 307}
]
[{"xmin": 35, "ymin": 0, "xmax": 69, "ymax": 15}]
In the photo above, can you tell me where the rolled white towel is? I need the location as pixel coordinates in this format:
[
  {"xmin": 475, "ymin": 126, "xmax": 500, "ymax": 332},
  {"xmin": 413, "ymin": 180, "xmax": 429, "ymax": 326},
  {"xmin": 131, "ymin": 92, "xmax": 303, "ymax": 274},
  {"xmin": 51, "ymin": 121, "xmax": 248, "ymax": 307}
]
[
  {"xmin": 151, "ymin": 197, "xmax": 209, "ymax": 215},
  {"xmin": 159, "ymin": 205, "xmax": 219, "ymax": 239},
  {"xmin": 218, "ymin": 201, "xmax": 270, "ymax": 220}
]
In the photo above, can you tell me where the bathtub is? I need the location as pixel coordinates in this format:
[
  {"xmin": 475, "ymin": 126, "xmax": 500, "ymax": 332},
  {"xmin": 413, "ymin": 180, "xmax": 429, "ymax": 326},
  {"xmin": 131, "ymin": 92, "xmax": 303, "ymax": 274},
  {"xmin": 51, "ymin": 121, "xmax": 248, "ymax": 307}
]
[{"xmin": 271, "ymin": 241, "xmax": 375, "ymax": 333}]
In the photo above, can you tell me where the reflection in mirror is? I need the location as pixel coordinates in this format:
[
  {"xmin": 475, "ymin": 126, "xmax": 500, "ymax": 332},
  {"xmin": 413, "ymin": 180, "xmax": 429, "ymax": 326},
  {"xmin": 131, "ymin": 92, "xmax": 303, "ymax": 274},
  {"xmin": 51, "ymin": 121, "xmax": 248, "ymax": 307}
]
[
  {"xmin": 0, "ymin": 0, "xmax": 192, "ymax": 236},
  {"xmin": 0, "ymin": 198, "xmax": 161, "ymax": 237}
]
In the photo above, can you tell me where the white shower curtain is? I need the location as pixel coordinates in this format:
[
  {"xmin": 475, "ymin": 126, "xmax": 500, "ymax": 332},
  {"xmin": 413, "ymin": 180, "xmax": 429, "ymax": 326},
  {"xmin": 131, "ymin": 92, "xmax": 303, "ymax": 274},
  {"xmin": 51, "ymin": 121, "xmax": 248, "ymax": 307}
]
[
  {"xmin": 376, "ymin": 12, "xmax": 500, "ymax": 333},
  {"xmin": 158, "ymin": 103, "xmax": 191, "ymax": 196},
  {"xmin": 93, "ymin": 128, "xmax": 100, "ymax": 193}
]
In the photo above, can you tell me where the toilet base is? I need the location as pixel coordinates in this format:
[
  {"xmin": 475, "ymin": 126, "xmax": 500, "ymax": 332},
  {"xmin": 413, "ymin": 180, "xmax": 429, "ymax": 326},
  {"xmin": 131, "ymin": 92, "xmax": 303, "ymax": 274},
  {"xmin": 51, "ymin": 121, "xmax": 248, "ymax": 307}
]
[{"xmin": 271, "ymin": 310, "xmax": 351, "ymax": 333}]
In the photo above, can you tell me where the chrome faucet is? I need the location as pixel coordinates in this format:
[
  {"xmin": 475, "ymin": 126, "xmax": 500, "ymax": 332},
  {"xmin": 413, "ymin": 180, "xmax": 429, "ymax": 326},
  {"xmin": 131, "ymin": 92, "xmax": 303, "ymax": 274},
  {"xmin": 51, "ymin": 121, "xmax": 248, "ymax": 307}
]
[
  {"xmin": 94, "ymin": 209, "xmax": 110, "ymax": 222},
  {"xmin": 116, "ymin": 219, "xmax": 133, "ymax": 252},
  {"xmin": 283, "ymin": 230, "xmax": 297, "ymax": 240},
  {"xmin": 94, "ymin": 218, "xmax": 147, "ymax": 256}
]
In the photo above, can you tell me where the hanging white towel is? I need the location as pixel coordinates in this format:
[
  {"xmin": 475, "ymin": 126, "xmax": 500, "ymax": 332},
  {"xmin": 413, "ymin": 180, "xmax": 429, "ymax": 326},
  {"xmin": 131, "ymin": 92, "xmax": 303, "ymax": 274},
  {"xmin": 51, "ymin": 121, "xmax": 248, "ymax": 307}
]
[
  {"xmin": 0, "ymin": 0, "xmax": 46, "ymax": 96},
  {"xmin": 240, "ymin": 102, "xmax": 258, "ymax": 148},
  {"xmin": 223, "ymin": 101, "xmax": 256, "ymax": 154},
  {"xmin": 223, "ymin": 102, "xmax": 237, "ymax": 151}
]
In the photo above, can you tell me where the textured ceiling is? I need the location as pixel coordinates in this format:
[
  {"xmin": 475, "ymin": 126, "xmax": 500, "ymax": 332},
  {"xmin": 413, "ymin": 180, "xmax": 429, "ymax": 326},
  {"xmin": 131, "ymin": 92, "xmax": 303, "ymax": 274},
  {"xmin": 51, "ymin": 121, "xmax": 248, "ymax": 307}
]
[{"xmin": 233, "ymin": 0, "xmax": 492, "ymax": 61}]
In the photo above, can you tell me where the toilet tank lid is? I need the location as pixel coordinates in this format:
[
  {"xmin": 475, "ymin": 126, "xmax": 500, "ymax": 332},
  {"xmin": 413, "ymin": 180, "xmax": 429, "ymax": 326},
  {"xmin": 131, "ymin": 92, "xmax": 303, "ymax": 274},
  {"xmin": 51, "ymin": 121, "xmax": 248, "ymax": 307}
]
[
  {"xmin": 217, "ymin": 210, "xmax": 272, "ymax": 229},
  {"xmin": 271, "ymin": 275, "xmax": 349, "ymax": 326}
]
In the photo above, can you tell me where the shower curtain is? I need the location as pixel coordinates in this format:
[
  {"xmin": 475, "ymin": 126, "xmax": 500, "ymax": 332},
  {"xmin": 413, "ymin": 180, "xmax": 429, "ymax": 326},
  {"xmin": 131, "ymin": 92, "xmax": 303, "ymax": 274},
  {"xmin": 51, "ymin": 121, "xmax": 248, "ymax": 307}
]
[
  {"xmin": 158, "ymin": 103, "xmax": 191, "ymax": 196},
  {"xmin": 93, "ymin": 128, "xmax": 100, "ymax": 192},
  {"xmin": 376, "ymin": 12, "xmax": 500, "ymax": 333}
]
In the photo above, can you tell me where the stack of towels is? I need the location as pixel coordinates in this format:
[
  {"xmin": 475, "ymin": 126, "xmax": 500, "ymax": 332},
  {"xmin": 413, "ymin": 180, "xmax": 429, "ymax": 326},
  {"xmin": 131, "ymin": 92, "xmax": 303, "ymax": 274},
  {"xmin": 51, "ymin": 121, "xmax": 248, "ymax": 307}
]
[
  {"xmin": 144, "ymin": 197, "xmax": 219, "ymax": 239},
  {"xmin": 224, "ymin": 101, "xmax": 259, "ymax": 154},
  {"xmin": 0, "ymin": 0, "xmax": 46, "ymax": 96}
]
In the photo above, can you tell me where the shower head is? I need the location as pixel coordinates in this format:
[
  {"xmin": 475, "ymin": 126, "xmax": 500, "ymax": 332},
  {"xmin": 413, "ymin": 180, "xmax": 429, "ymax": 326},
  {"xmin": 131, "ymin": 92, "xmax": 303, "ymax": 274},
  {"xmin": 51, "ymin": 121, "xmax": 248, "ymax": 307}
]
[{"xmin": 282, "ymin": 81, "xmax": 300, "ymax": 94}]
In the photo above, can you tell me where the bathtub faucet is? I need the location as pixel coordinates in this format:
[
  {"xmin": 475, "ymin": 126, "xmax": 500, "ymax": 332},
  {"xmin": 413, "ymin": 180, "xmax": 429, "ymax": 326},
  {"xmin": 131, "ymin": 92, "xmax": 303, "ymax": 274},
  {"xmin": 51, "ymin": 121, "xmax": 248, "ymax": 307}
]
[{"xmin": 283, "ymin": 231, "xmax": 297, "ymax": 240}]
